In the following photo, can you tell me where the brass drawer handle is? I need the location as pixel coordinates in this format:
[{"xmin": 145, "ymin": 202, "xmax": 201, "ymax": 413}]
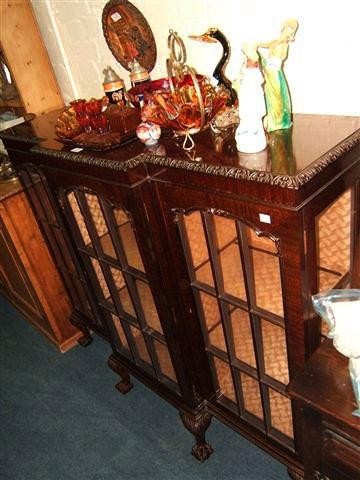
[{"xmin": 314, "ymin": 471, "xmax": 330, "ymax": 480}]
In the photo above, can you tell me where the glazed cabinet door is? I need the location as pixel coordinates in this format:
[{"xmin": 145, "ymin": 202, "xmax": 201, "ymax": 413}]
[
  {"xmin": 310, "ymin": 185, "xmax": 360, "ymax": 336},
  {"xmin": 16, "ymin": 161, "xmax": 197, "ymax": 406},
  {"xmin": 58, "ymin": 187, "xmax": 178, "ymax": 392},
  {"xmin": 152, "ymin": 177, "xmax": 308, "ymax": 464},
  {"xmin": 17, "ymin": 167, "xmax": 102, "ymax": 338}
]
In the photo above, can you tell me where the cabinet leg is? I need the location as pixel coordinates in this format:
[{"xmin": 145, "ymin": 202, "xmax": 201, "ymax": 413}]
[
  {"xmin": 70, "ymin": 314, "xmax": 93, "ymax": 347},
  {"xmin": 108, "ymin": 354, "xmax": 133, "ymax": 395},
  {"xmin": 287, "ymin": 467, "xmax": 304, "ymax": 480},
  {"xmin": 180, "ymin": 410, "xmax": 214, "ymax": 462},
  {"xmin": 77, "ymin": 331, "xmax": 93, "ymax": 347}
]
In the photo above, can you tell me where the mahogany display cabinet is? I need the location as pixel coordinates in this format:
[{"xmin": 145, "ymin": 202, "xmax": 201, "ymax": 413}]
[{"xmin": 1, "ymin": 112, "xmax": 359, "ymax": 479}]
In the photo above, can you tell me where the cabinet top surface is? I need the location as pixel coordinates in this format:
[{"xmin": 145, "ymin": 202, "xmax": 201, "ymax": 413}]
[
  {"xmin": 289, "ymin": 340, "xmax": 360, "ymax": 432},
  {"xmin": 2, "ymin": 110, "xmax": 359, "ymax": 190}
]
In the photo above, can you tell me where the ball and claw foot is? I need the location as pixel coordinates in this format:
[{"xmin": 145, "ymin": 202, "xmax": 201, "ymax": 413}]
[
  {"xmin": 191, "ymin": 442, "xmax": 214, "ymax": 463},
  {"xmin": 180, "ymin": 410, "xmax": 214, "ymax": 462}
]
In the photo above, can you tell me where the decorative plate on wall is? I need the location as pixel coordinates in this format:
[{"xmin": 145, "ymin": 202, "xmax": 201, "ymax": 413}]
[{"xmin": 102, "ymin": 0, "xmax": 157, "ymax": 72}]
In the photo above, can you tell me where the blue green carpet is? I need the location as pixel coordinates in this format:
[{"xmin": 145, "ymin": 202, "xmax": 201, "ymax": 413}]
[{"xmin": 0, "ymin": 295, "xmax": 289, "ymax": 479}]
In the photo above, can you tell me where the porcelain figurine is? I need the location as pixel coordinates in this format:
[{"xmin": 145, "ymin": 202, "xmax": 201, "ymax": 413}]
[
  {"xmin": 256, "ymin": 19, "xmax": 298, "ymax": 132},
  {"xmin": 234, "ymin": 44, "xmax": 267, "ymax": 154},
  {"xmin": 312, "ymin": 289, "xmax": 360, "ymax": 417},
  {"xmin": 136, "ymin": 121, "xmax": 161, "ymax": 146}
]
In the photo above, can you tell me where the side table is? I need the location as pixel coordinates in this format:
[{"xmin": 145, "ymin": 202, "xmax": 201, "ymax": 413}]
[
  {"xmin": 289, "ymin": 340, "xmax": 360, "ymax": 479},
  {"xmin": 0, "ymin": 178, "xmax": 80, "ymax": 352}
]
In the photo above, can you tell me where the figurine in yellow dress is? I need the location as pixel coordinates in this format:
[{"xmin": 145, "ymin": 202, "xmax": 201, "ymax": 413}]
[{"xmin": 256, "ymin": 19, "xmax": 298, "ymax": 132}]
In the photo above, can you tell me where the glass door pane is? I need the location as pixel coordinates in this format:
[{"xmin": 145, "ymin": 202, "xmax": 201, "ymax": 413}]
[{"xmin": 178, "ymin": 208, "xmax": 293, "ymax": 449}]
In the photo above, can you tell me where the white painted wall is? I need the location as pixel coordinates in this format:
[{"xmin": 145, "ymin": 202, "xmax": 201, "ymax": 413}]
[{"xmin": 31, "ymin": 0, "xmax": 360, "ymax": 115}]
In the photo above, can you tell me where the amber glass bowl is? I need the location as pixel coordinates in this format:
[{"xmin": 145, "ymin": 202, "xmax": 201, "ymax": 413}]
[{"xmin": 128, "ymin": 75, "xmax": 227, "ymax": 135}]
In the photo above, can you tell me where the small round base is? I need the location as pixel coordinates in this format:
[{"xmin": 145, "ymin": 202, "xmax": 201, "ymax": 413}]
[{"xmin": 144, "ymin": 139, "xmax": 158, "ymax": 146}]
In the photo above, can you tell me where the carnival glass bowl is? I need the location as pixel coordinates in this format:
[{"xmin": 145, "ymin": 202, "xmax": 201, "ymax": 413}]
[{"xmin": 128, "ymin": 75, "xmax": 227, "ymax": 134}]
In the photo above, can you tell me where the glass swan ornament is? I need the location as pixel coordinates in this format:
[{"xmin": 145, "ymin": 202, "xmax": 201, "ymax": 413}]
[
  {"xmin": 312, "ymin": 289, "xmax": 360, "ymax": 417},
  {"xmin": 189, "ymin": 27, "xmax": 237, "ymax": 105},
  {"xmin": 189, "ymin": 28, "xmax": 239, "ymax": 133}
]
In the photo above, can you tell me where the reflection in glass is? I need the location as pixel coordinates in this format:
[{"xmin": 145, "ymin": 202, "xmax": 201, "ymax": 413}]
[
  {"xmin": 67, "ymin": 192, "xmax": 91, "ymax": 246},
  {"xmin": 238, "ymin": 149, "xmax": 270, "ymax": 171},
  {"xmin": 316, "ymin": 189, "xmax": 351, "ymax": 293},
  {"xmin": 269, "ymin": 388, "xmax": 294, "ymax": 438},
  {"xmin": 213, "ymin": 356, "xmax": 236, "ymax": 403},
  {"xmin": 199, "ymin": 292, "xmax": 226, "ymax": 351},
  {"xmin": 136, "ymin": 280, "xmax": 163, "ymax": 333},
  {"xmin": 261, "ymin": 319, "xmax": 289, "ymax": 384},
  {"xmin": 109, "ymin": 267, "xmax": 135, "ymax": 317},
  {"xmin": 195, "ymin": 260, "xmax": 214, "ymax": 287},
  {"xmin": 251, "ymin": 250, "xmax": 284, "ymax": 317},
  {"xmin": 318, "ymin": 270, "xmax": 341, "ymax": 294},
  {"xmin": 85, "ymin": 194, "xmax": 108, "ymax": 237},
  {"xmin": 154, "ymin": 340, "xmax": 176, "ymax": 382},
  {"xmin": 119, "ymin": 286, "xmax": 136, "ymax": 317},
  {"xmin": 268, "ymin": 127, "xmax": 296, "ymax": 175},
  {"xmin": 91, "ymin": 257, "xmax": 110, "ymax": 299},
  {"xmin": 119, "ymin": 222, "xmax": 144, "ymax": 271},
  {"xmin": 113, "ymin": 207, "xmax": 129, "ymax": 227},
  {"xmin": 110, "ymin": 267, "xmax": 126, "ymax": 290},
  {"xmin": 184, "ymin": 211, "xmax": 209, "ymax": 268},
  {"xmin": 213, "ymin": 215, "xmax": 237, "ymax": 249},
  {"xmin": 240, "ymin": 372, "xmax": 264, "ymax": 420},
  {"xmin": 316, "ymin": 190, "xmax": 352, "ymax": 334},
  {"xmin": 130, "ymin": 325, "xmax": 151, "ymax": 364},
  {"xmin": 219, "ymin": 243, "xmax": 246, "ymax": 300},
  {"xmin": 111, "ymin": 314, "xmax": 129, "ymax": 350},
  {"xmin": 230, "ymin": 308, "xmax": 256, "ymax": 367},
  {"xmin": 100, "ymin": 233, "xmax": 117, "ymax": 258}
]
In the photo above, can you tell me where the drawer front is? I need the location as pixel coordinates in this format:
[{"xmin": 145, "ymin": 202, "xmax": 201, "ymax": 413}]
[{"xmin": 321, "ymin": 429, "xmax": 360, "ymax": 480}]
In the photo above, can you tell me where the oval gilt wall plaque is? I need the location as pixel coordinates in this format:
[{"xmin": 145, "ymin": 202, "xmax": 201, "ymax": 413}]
[{"xmin": 102, "ymin": 0, "xmax": 157, "ymax": 72}]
